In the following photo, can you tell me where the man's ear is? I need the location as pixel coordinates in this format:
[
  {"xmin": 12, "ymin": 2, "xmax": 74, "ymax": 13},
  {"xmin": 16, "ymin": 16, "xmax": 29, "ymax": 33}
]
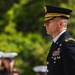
[{"xmin": 58, "ymin": 20, "xmax": 64, "ymax": 27}]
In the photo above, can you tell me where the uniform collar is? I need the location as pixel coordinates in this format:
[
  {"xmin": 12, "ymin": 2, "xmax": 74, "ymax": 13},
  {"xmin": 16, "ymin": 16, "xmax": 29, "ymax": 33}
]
[{"xmin": 53, "ymin": 30, "xmax": 66, "ymax": 43}]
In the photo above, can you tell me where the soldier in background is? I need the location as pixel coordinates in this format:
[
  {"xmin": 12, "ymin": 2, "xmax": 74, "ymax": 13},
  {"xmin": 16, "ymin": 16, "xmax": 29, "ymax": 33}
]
[
  {"xmin": 0, "ymin": 52, "xmax": 4, "ymax": 67},
  {"xmin": 33, "ymin": 66, "xmax": 47, "ymax": 75},
  {"xmin": 0, "ymin": 52, "xmax": 21, "ymax": 75},
  {"xmin": 0, "ymin": 51, "xmax": 4, "ymax": 74},
  {"xmin": 3, "ymin": 52, "xmax": 18, "ymax": 73},
  {"xmin": 3, "ymin": 52, "xmax": 21, "ymax": 75}
]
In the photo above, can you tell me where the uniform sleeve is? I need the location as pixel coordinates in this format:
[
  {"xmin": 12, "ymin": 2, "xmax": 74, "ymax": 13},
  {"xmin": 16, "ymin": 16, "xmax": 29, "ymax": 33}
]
[{"xmin": 62, "ymin": 40, "xmax": 75, "ymax": 75}]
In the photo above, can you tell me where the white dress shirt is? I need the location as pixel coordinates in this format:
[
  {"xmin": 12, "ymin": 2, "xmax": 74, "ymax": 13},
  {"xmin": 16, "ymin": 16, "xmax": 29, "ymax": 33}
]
[{"xmin": 53, "ymin": 30, "xmax": 66, "ymax": 43}]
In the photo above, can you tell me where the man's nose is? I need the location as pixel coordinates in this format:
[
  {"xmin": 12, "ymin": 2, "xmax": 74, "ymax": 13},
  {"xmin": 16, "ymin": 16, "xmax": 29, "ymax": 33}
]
[{"xmin": 44, "ymin": 23, "xmax": 46, "ymax": 27}]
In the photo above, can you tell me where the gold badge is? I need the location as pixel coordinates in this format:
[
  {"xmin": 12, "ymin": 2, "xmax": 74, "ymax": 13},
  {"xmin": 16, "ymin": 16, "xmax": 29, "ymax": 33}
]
[{"xmin": 44, "ymin": 6, "xmax": 47, "ymax": 13}]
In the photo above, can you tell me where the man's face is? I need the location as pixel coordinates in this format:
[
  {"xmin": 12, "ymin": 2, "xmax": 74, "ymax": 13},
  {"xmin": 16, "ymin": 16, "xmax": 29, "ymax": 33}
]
[
  {"xmin": 0, "ymin": 59, "xmax": 2, "ymax": 66},
  {"xmin": 44, "ymin": 18, "xmax": 59, "ymax": 36},
  {"xmin": 11, "ymin": 73, "xmax": 19, "ymax": 75},
  {"xmin": 3, "ymin": 59, "xmax": 11, "ymax": 69},
  {"xmin": 3, "ymin": 59, "xmax": 14, "ymax": 69}
]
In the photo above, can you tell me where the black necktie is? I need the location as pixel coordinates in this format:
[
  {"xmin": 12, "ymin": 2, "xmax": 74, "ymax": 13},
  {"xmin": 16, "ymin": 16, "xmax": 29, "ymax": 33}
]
[{"xmin": 51, "ymin": 41, "xmax": 55, "ymax": 49}]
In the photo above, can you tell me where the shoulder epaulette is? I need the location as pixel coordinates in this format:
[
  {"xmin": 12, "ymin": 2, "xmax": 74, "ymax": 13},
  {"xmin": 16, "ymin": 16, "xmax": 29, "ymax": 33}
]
[{"xmin": 65, "ymin": 38, "xmax": 75, "ymax": 42}]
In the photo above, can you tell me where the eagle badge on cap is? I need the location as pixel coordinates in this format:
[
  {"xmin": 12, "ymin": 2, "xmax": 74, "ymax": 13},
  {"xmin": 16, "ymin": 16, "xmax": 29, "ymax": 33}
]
[{"xmin": 44, "ymin": 6, "xmax": 47, "ymax": 13}]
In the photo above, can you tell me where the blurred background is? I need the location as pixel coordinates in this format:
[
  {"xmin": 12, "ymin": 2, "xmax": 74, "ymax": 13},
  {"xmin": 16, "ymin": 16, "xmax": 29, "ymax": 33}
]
[{"xmin": 0, "ymin": 0, "xmax": 75, "ymax": 75}]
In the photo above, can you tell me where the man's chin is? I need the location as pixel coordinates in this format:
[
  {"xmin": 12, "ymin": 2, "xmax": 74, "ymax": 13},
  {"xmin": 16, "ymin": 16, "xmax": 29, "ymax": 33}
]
[{"xmin": 47, "ymin": 32, "xmax": 50, "ymax": 35}]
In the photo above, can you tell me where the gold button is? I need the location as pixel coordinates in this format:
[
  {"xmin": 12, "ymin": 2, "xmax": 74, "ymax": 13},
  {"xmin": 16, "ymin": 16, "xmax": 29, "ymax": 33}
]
[
  {"xmin": 54, "ymin": 57, "xmax": 56, "ymax": 60},
  {"xmin": 51, "ymin": 56, "xmax": 53, "ymax": 58},
  {"xmin": 57, "ymin": 48, "xmax": 60, "ymax": 50},
  {"xmin": 54, "ymin": 61, "xmax": 56, "ymax": 63},
  {"xmin": 46, "ymin": 69, "xmax": 49, "ymax": 72},
  {"xmin": 57, "ymin": 56, "xmax": 61, "ymax": 59},
  {"xmin": 59, "ymin": 44, "xmax": 62, "ymax": 46},
  {"xmin": 47, "ymin": 62, "xmax": 49, "ymax": 64},
  {"xmin": 56, "ymin": 42, "xmax": 58, "ymax": 44}
]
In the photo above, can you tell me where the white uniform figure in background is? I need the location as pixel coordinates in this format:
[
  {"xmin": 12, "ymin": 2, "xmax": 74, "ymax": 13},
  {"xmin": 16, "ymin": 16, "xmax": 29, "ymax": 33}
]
[
  {"xmin": 0, "ymin": 52, "xmax": 21, "ymax": 75},
  {"xmin": 33, "ymin": 66, "xmax": 47, "ymax": 75},
  {"xmin": 3, "ymin": 52, "xmax": 18, "ymax": 72}
]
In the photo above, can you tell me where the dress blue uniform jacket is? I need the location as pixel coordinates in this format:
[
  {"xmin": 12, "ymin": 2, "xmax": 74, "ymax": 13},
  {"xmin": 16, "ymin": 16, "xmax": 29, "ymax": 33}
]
[{"xmin": 47, "ymin": 31, "xmax": 75, "ymax": 75}]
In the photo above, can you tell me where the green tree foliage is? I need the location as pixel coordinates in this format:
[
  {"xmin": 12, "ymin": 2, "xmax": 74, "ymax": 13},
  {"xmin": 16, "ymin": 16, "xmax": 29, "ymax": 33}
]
[
  {"xmin": 14, "ymin": 0, "xmax": 45, "ymax": 34},
  {"xmin": 0, "ymin": 0, "xmax": 19, "ymax": 32},
  {"xmin": 59, "ymin": 1, "xmax": 75, "ymax": 37},
  {"xmin": 44, "ymin": 0, "xmax": 68, "ymax": 6}
]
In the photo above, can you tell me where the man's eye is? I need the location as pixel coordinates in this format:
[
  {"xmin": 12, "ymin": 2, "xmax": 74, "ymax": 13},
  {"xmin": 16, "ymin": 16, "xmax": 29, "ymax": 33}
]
[{"xmin": 47, "ymin": 21, "xmax": 50, "ymax": 24}]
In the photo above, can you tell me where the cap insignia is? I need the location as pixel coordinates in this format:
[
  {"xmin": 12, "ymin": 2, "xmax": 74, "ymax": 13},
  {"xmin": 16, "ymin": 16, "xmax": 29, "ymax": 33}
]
[{"xmin": 44, "ymin": 6, "xmax": 47, "ymax": 13}]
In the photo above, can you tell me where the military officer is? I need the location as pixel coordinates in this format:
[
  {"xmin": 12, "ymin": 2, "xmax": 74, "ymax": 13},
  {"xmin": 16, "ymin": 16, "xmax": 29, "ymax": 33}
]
[
  {"xmin": 44, "ymin": 5, "xmax": 75, "ymax": 75},
  {"xmin": 33, "ymin": 65, "xmax": 47, "ymax": 75}
]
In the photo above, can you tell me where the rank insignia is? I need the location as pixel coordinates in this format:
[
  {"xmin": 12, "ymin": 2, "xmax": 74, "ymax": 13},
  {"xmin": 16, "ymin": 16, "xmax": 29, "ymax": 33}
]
[{"xmin": 65, "ymin": 38, "xmax": 75, "ymax": 42}]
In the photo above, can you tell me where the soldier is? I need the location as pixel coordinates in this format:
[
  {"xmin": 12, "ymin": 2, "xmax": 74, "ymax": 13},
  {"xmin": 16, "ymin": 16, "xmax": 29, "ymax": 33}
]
[
  {"xmin": 44, "ymin": 5, "xmax": 75, "ymax": 75},
  {"xmin": 3, "ymin": 52, "xmax": 17, "ymax": 73},
  {"xmin": 0, "ymin": 51, "xmax": 4, "ymax": 67},
  {"xmin": 2, "ymin": 52, "xmax": 20, "ymax": 75},
  {"xmin": 33, "ymin": 65, "xmax": 47, "ymax": 75},
  {"xmin": 0, "ymin": 51, "xmax": 4, "ymax": 74}
]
